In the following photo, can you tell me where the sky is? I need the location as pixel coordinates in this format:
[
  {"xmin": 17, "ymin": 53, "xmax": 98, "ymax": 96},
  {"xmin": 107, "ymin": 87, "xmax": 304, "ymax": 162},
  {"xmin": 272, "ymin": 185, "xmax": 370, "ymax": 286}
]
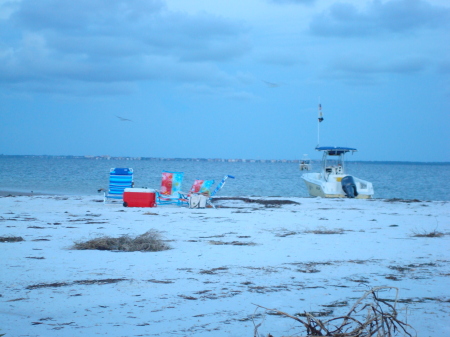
[{"xmin": 0, "ymin": 0, "xmax": 449, "ymax": 162}]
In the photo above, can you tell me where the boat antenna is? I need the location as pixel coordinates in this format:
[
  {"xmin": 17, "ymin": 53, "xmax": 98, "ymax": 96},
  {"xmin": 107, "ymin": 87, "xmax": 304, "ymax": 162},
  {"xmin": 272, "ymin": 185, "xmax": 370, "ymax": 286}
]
[{"xmin": 317, "ymin": 99, "xmax": 324, "ymax": 147}]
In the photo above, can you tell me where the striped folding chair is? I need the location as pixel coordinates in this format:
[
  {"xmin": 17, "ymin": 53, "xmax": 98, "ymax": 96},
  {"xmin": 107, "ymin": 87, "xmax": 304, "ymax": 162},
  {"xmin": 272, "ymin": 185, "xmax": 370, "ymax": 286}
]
[{"xmin": 104, "ymin": 168, "xmax": 134, "ymax": 203}]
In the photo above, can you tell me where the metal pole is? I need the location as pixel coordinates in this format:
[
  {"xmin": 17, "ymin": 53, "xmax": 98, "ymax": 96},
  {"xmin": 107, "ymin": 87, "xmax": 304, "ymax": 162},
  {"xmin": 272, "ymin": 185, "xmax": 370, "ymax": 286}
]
[
  {"xmin": 318, "ymin": 117, "xmax": 320, "ymax": 147},
  {"xmin": 317, "ymin": 101, "xmax": 323, "ymax": 147}
]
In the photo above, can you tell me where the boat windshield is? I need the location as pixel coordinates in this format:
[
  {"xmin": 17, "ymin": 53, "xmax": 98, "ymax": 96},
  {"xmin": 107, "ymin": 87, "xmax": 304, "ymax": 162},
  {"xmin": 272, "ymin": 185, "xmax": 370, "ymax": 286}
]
[
  {"xmin": 322, "ymin": 152, "xmax": 345, "ymax": 177},
  {"xmin": 325, "ymin": 157, "xmax": 343, "ymax": 167}
]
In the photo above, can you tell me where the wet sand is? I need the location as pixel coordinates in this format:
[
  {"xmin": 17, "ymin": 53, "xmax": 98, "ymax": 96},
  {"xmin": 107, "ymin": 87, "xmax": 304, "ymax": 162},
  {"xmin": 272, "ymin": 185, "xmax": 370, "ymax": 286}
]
[{"xmin": 0, "ymin": 190, "xmax": 51, "ymax": 196}]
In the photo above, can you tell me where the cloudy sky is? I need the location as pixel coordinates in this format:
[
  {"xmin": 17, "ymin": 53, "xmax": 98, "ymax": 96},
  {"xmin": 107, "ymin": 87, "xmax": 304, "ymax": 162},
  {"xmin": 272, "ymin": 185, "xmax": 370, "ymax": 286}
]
[{"xmin": 0, "ymin": 0, "xmax": 449, "ymax": 162}]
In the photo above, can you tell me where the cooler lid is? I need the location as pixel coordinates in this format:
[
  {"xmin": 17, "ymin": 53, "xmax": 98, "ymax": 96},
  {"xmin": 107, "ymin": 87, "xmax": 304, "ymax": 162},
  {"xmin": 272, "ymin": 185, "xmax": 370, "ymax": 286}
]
[{"xmin": 124, "ymin": 188, "xmax": 155, "ymax": 193}]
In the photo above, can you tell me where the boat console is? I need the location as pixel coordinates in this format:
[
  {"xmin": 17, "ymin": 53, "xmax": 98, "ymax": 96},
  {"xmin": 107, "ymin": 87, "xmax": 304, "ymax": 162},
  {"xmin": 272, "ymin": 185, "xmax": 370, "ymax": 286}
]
[{"xmin": 325, "ymin": 165, "xmax": 343, "ymax": 175}]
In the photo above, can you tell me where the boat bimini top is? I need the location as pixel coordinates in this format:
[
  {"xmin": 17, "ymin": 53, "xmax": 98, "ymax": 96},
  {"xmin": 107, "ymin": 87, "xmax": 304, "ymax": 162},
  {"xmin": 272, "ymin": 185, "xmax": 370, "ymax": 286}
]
[{"xmin": 315, "ymin": 146, "xmax": 357, "ymax": 155}]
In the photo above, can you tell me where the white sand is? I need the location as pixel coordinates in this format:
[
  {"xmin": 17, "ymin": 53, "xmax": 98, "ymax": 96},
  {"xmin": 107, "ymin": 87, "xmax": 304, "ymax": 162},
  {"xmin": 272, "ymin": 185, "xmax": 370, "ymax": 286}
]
[{"xmin": 1, "ymin": 195, "xmax": 449, "ymax": 337}]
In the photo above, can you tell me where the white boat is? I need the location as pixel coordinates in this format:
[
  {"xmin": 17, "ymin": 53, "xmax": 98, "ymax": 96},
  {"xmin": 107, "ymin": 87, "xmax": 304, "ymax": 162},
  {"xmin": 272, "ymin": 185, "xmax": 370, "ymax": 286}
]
[
  {"xmin": 301, "ymin": 146, "xmax": 374, "ymax": 198},
  {"xmin": 299, "ymin": 154, "xmax": 311, "ymax": 171}
]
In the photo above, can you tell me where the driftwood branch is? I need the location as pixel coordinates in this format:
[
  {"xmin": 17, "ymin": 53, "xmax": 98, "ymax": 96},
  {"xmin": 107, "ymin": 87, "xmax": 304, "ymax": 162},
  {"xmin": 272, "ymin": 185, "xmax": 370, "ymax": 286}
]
[{"xmin": 253, "ymin": 286, "xmax": 416, "ymax": 337}]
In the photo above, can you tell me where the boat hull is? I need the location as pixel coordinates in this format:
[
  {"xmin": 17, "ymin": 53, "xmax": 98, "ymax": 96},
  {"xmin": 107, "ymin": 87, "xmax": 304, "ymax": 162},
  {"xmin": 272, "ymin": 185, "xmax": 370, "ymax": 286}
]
[{"xmin": 302, "ymin": 173, "xmax": 373, "ymax": 199}]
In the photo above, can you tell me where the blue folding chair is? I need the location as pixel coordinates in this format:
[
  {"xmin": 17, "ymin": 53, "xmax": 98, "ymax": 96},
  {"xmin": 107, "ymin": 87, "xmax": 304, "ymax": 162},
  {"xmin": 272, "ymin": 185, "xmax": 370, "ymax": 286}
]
[
  {"xmin": 207, "ymin": 175, "xmax": 235, "ymax": 208},
  {"xmin": 104, "ymin": 168, "xmax": 134, "ymax": 203}
]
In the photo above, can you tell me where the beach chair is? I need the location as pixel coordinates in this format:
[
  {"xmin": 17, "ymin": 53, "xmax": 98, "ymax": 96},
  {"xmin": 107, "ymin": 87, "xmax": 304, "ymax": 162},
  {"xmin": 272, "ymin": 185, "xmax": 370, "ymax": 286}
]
[
  {"xmin": 156, "ymin": 171, "xmax": 185, "ymax": 205},
  {"xmin": 179, "ymin": 179, "xmax": 215, "ymax": 206},
  {"xmin": 207, "ymin": 175, "xmax": 235, "ymax": 208},
  {"xmin": 190, "ymin": 179, "xmax": 215, "ymax": 194},
  {"xmin": 104, "ymin": 168, "xmax": 134, "ymax": 203}
]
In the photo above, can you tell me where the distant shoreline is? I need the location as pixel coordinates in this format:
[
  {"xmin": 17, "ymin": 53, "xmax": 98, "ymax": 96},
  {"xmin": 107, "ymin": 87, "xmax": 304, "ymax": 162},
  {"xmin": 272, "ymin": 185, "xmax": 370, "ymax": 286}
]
[{"xmin": 1, "ymin": 154, "xmax": 449, "ymax": 165}]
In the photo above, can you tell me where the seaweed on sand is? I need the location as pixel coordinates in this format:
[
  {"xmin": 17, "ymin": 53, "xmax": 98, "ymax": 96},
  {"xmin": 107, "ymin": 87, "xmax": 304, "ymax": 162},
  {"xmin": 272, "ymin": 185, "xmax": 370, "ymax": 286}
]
[
  {"xmin": 411, "ymin": 229, "xmax": 445, "ymax": 238},
  {"xmin": 215, "ymin": 197, "xmax": 300, "ymax": 208},
  {"xmin": 72, "ymin": 230, "xmax": 170, "ymax": 252},
  {"xmin": 0, "ymin": 236, "xmax": 24, "ymax": 242}
]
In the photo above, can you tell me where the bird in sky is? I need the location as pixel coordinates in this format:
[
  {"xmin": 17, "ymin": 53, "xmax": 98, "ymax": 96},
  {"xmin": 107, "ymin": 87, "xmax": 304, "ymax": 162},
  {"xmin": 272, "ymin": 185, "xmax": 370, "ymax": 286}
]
[
  {"xmin": 262, "ymin": 80, "xmax": 280, "ymax": 88},
  {"xmin": 115, "ymin": 115, "xmax": 133, "ymax": 122}
]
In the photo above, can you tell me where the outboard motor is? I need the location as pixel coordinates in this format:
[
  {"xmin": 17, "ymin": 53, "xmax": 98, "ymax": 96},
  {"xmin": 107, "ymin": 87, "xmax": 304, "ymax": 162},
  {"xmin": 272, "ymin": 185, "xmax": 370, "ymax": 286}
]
[{"xmin": 341, "ymin": 176, "xmax": 358, "ymax": 198}]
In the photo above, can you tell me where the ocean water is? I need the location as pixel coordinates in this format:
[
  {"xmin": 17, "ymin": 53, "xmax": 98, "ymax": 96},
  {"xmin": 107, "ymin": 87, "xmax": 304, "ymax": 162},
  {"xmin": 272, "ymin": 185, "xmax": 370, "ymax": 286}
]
[{"xmin": 0, "ymin": 156, "xmax": 449, "ymax": 201}]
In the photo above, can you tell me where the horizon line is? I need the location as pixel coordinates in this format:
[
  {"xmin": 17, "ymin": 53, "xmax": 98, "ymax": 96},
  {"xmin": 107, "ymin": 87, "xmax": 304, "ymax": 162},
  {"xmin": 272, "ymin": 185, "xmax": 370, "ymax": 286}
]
[{"xmin": 1, "ymin": 154, "xmax": 449, "ymax": 165}]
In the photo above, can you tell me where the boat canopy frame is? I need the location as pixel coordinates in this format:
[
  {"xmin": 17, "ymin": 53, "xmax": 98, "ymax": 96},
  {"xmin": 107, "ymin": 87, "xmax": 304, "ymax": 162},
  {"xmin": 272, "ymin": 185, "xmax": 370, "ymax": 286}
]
[{"xmin": 315, "ymin": 146, "xmax": 357, "ymax": 181}]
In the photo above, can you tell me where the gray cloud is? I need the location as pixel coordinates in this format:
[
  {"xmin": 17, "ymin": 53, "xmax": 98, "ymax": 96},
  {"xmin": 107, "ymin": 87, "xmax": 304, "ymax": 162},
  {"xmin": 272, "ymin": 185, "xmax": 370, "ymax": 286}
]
[
  {"xmin": 321, "ymin": 55, "xmax": 428, "ymax": 85},
  {"xmin": 309, "ymin": 0, "xmax": 450, "ymax": 37},
  {"xmin": 259, "ymin": 51, "xmax": 301, "ymax": 66},
  {"xmin": 3, "ymin": 80, "xmax": 138, "ymax": 96},
  {"xmin": 438, "ymin": 61, "xmax": 450, "ymax": 74},
  {"xmin": 332, "ymin": 56, "xmax": 427, "ymax": 74},
  {"xmin": 182, "ymin": 83, "xmax": 257, "ymax": 101},
  {"xmin": 11, "ymin": 0, "xmax": 165, "ymax": 31},
  {"xmin": 268, "ymin": 0, "xmax": 315, "ymax": 5},
  {"xmin": 0, "ymin": 0, "xmax": 250, "ymax": 92}
]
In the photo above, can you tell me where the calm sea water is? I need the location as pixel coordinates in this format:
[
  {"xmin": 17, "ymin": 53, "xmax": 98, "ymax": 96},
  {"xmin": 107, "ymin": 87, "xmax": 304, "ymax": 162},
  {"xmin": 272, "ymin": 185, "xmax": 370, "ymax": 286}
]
[{"xmin": 0, "ymin": 157, "xmax": 449, "ymax": 201}]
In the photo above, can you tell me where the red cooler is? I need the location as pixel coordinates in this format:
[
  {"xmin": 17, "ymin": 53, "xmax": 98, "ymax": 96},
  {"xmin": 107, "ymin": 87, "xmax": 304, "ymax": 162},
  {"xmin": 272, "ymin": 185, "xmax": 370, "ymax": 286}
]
[{"xmin": 123, "ymin": 188, "xmax": 157, "ymax": 207}]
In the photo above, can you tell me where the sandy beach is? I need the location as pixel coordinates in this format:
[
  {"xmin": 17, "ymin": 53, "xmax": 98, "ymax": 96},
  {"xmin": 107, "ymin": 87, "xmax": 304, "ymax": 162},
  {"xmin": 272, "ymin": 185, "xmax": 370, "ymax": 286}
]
[{"xmin": 1, "ymin": 194, "xmax": 449, "ymax": 336}]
